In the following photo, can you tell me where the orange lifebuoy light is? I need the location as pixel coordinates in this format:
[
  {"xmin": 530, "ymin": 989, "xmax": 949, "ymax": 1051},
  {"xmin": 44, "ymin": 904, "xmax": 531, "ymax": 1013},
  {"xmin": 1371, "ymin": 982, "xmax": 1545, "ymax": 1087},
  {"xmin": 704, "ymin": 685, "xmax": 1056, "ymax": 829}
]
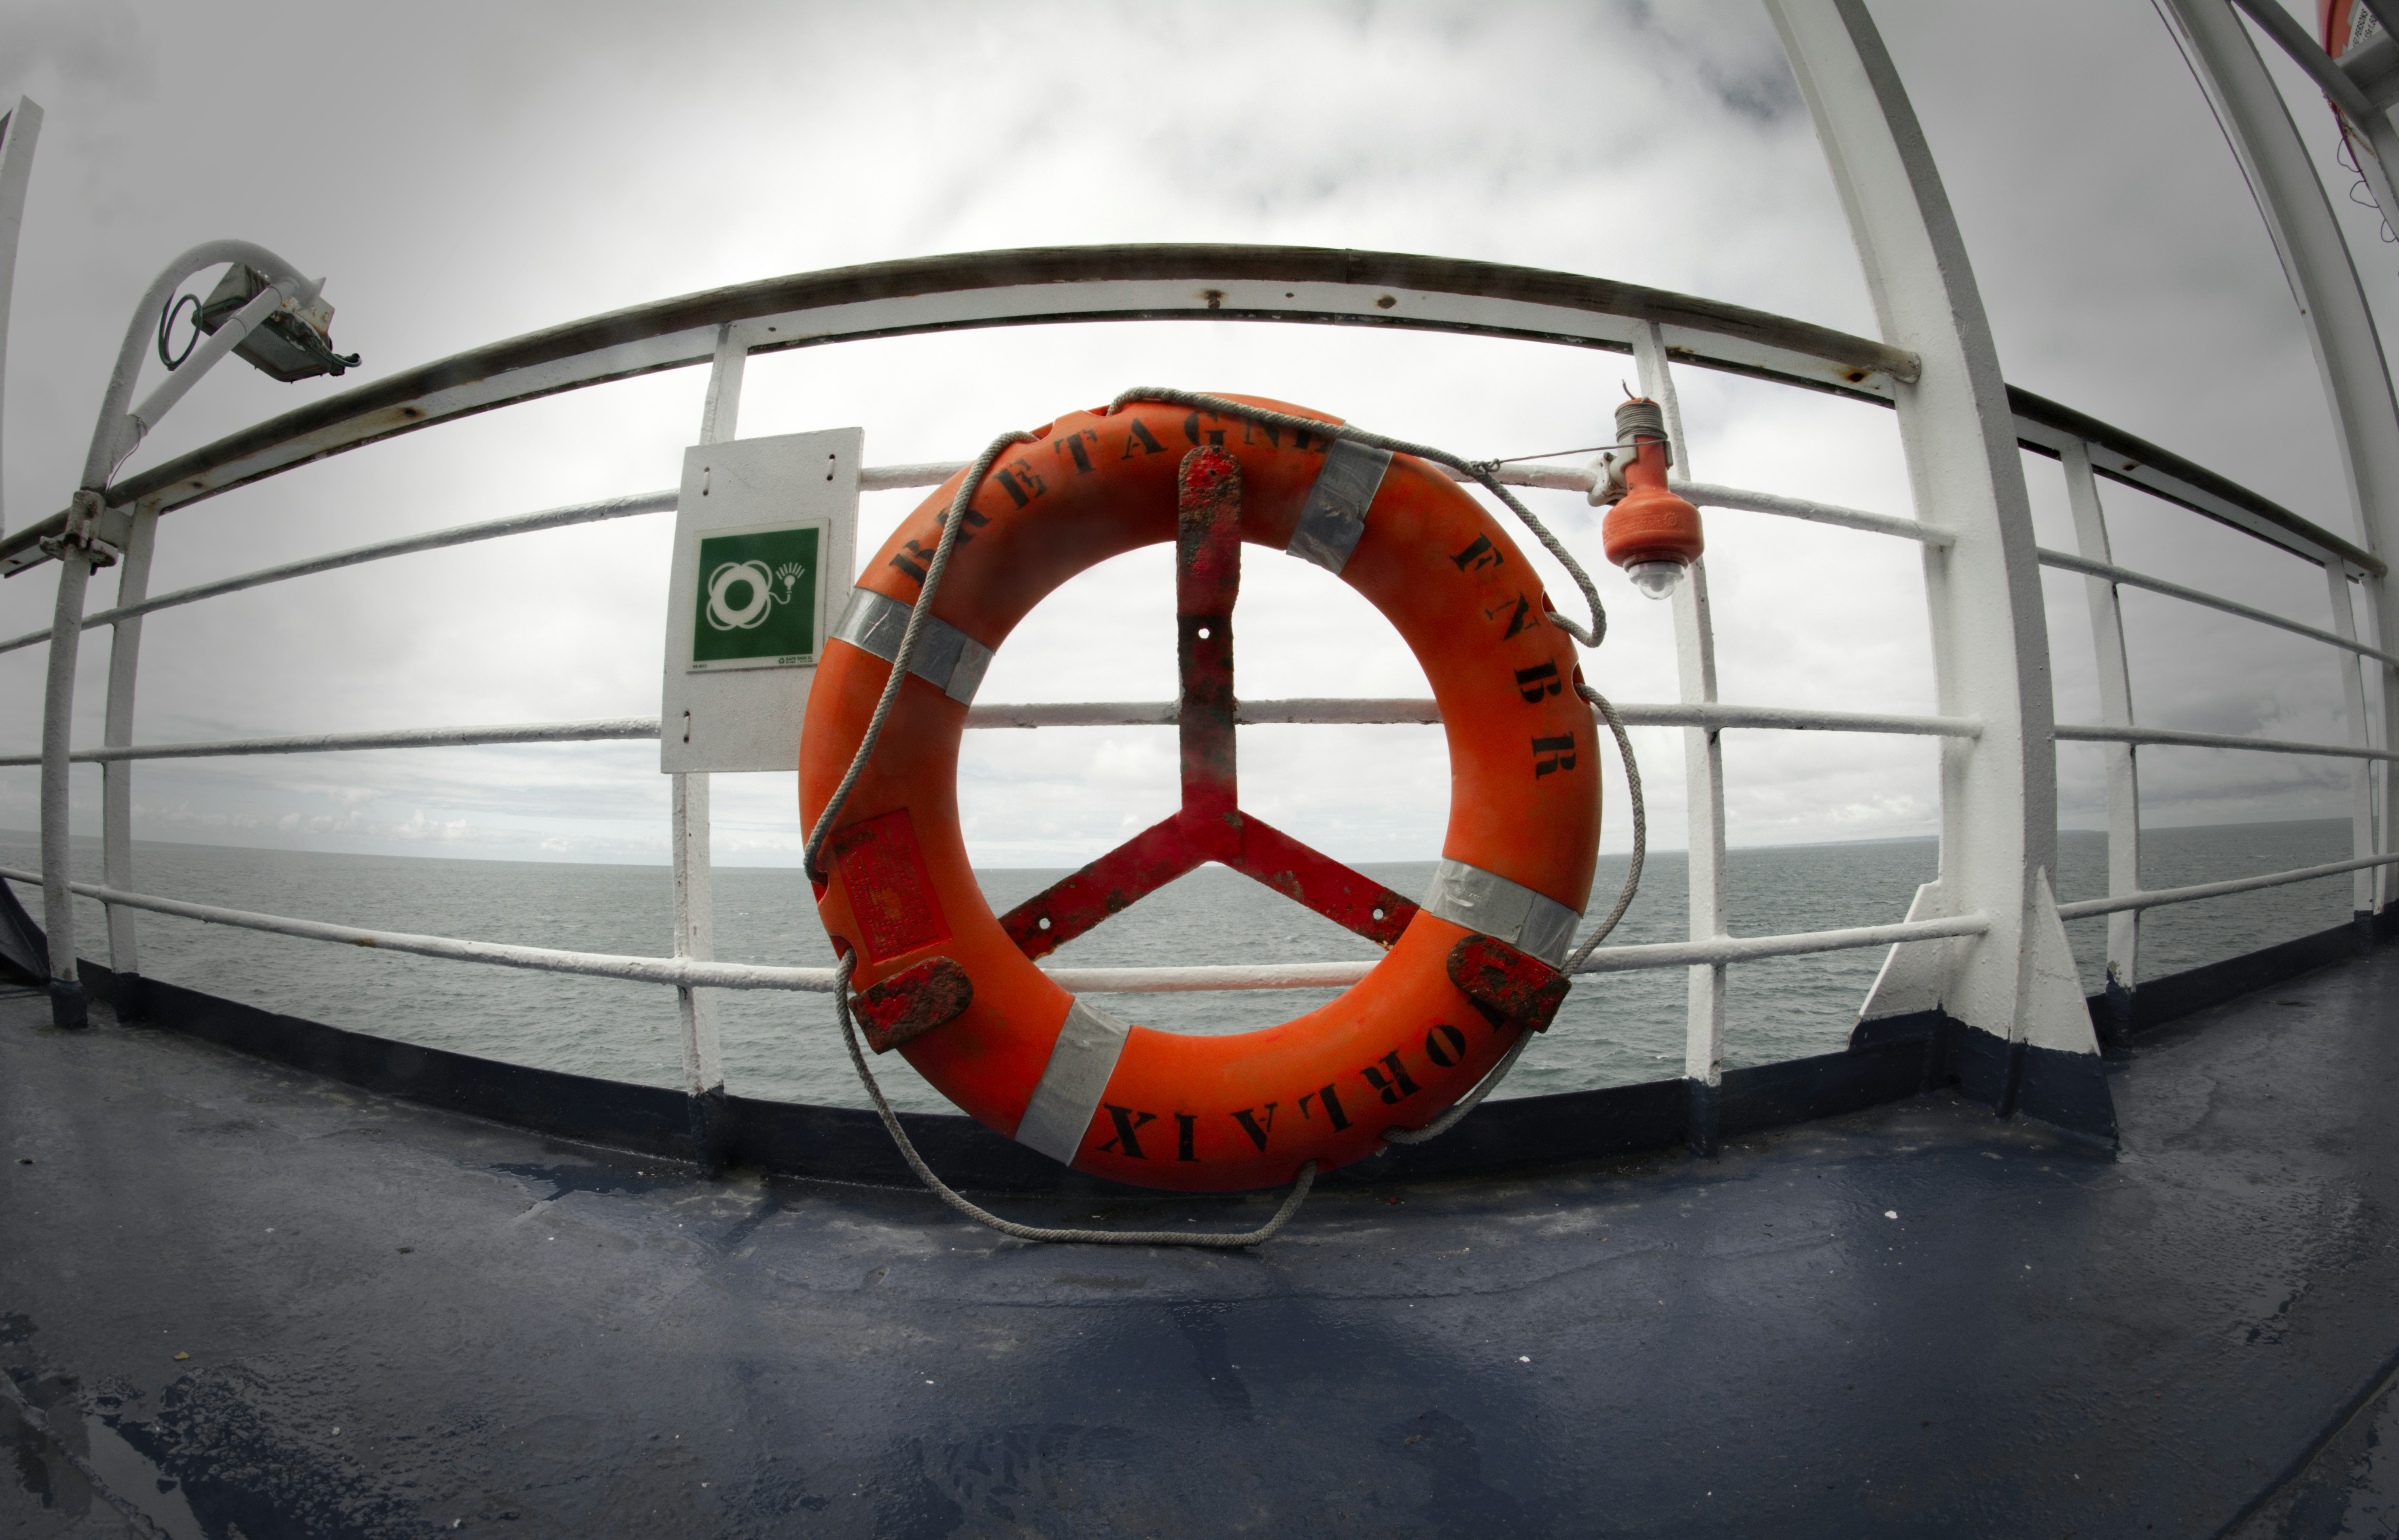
[
  {"xmin": 799, "ymin": 395, "xmax": 1600, "ymax": 1193},
  {"xmin": 1599, "ymin": 396, "xmax": 1703, "ymax": 600}
]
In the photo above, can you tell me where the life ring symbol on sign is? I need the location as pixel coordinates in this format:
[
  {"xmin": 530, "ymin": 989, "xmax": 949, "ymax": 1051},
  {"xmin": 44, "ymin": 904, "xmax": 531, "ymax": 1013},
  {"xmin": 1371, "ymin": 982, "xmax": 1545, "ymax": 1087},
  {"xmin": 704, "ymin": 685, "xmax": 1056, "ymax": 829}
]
[
  {"xmin": 799, "ymin": 395, "xmax": 1601, "ymax": 1194},
  {"xmin": 705, "ymin": 559, "xmax": 780, "ymax": 631}
]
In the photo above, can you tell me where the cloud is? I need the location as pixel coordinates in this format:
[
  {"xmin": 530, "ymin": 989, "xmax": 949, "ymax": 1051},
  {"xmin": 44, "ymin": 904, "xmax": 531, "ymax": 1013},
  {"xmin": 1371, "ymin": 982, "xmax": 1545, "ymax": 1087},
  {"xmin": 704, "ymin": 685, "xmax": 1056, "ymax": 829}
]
[
  {"xmin": 7, "ymin": 1, "xmax": 155, "ymax": 96},
  {"xmin": 0, "ymin": 0, "xmax": 2384, "ymax": 882}
]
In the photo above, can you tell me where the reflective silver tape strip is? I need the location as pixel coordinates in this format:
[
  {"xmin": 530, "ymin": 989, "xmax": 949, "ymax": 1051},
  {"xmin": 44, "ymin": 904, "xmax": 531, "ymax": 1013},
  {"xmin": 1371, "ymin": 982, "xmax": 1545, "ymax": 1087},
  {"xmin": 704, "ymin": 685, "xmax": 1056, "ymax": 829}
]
[
  {"xmin": 1285, "ymin": 438, "xmax": 1393, "ymax": 576},
  {"xmin": 831, "ymin": 587, "xmax": 994, "ymax": 705},
  {"xmin": 1419, "ymin": 858, "xmax": 1582, "ymax": 967},
  {"xmin": 1013, "ymin": 998, "xmax": 1133, "ymax": 1165}
]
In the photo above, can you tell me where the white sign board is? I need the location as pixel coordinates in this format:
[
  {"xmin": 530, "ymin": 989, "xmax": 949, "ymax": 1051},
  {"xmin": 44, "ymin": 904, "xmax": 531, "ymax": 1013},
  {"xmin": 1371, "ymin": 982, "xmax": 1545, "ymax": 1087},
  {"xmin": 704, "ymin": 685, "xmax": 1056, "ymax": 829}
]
[{"xmin": 660, "ymin": 427, "xmax": 861, "ymax": 773}]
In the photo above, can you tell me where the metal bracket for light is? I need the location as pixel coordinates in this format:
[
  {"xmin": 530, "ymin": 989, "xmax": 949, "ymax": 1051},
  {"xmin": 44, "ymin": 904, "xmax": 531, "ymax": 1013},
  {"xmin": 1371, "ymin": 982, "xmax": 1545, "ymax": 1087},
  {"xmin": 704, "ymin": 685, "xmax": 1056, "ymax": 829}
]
[{"xmin": 190, "ymin": 263, "xmax": 358, "ymax": 381}]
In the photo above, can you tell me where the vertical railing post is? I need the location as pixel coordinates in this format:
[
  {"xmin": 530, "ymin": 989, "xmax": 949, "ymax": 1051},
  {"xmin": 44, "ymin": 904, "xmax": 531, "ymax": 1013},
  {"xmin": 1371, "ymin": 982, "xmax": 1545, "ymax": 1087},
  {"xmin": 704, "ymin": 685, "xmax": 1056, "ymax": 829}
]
[
  {"xmin": 38, "ymin": 544, "xmax": 94, "ymax": 1028},
  {"xmin": 2159, "ymin": 0, "xmax": 2399, "ymax": 938},
  {"xmin": 1632, "ymin": 322, "xmax": 1728, "ymax": 1157},
  {"xmin": 0, "ymin": 100, "xmax": 66, "ymax": 1017},
  {"xmin": 674, "ymin": 323, "xmax": 744, "ymax": 1175},
  {"xmin": 1771, "ymin": 0, "xmax": 2111, "ymax": 1135},
  {"xmin": 2325, "ymin": 562, "xmax": 2379, "ymax": 948},
  {"xmin": 101, "ymin": 502, "xmax": 158, "ymax": 1018},
  {"xmin": 2363, "ymin": 576, "xmax": 2394, "ymax": 921},
  {"xmin": 2062, "ymin": 443, "xmax": 2142, "ymax": 1042}
]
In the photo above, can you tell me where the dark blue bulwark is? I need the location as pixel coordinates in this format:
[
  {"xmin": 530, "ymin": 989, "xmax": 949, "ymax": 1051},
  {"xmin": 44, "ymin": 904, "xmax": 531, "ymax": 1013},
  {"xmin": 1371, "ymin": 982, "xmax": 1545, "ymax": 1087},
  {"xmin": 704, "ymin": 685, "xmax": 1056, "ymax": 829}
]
[
  {"xmin": 68, "ymin": 953, "xmax": 2128, "ymax": 1189},
  {"xmin": 6, "ymin": 936, "xmax": 2399, "ymax": 1536},
  {"xmin": 2095, "ymin": 915, "xmax": 2383, "ymax": 1040}
]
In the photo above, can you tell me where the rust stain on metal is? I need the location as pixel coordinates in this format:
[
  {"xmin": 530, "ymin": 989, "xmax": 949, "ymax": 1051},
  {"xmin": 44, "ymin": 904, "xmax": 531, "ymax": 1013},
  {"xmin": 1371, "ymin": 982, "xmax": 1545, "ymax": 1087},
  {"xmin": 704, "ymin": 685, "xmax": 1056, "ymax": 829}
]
[
  {"xmin": 853, "ymin": 957, "xmax": 974, "ymax": 1055},
  {"xmin": 1446, "ymin": 934, "xmax": 1570, "ymax": 1032}
]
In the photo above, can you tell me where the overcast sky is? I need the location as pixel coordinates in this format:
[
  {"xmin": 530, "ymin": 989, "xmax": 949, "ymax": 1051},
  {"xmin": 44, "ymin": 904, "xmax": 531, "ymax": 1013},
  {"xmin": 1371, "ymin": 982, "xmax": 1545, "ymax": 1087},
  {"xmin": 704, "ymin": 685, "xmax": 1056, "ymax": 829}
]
[{"xmin": 0, "ymin": 0, "xmax": 2392, "ymax": 872}]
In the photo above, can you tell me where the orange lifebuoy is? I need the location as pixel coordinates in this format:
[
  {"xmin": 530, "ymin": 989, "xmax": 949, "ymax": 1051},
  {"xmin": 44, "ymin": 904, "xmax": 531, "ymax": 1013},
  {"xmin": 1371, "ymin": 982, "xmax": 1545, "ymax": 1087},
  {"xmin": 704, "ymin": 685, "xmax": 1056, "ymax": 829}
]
[{"xmin": 800, "ymin": 395, "xmax": 1600, "ymax": 1192}]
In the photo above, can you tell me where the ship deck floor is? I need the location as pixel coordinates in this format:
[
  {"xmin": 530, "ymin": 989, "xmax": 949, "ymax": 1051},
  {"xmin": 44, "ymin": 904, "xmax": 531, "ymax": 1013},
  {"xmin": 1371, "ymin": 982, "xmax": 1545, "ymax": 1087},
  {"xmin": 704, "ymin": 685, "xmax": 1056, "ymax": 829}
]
[{"xmin": 4, "ymin": 949, "xmax": 2397, "ymax": 1540}]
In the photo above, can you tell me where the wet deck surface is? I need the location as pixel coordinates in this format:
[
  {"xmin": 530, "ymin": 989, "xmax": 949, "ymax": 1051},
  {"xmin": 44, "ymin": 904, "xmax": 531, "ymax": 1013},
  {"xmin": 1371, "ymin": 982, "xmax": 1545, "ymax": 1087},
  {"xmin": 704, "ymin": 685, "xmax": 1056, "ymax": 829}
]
[{"xmin": 3, "ymin": 952, "xmax": 2397, "ymax": 1540}]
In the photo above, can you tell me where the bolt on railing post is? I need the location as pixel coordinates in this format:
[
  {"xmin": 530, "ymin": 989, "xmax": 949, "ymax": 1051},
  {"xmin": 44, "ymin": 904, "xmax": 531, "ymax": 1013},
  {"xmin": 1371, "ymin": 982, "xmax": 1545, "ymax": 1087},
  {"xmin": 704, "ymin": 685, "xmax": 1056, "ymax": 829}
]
[
  {"xmin": 1772, "ymin": 0, "xmax": 2111, "ymax": 1135},
  {"xmin": 2062, "ymin": 443, "xmax": 2142, "ymax": 1043},
  {"xmin": 100, "ymin": 502, "xmax": 157, "ymax": 1019},
  {"xmin": 673, "ymin": 323, "xmax": 745, "ymax": 1175},
  {"xmin": 1632, "ymin": 321, "xmax": 1728, "ymax": 1158}
]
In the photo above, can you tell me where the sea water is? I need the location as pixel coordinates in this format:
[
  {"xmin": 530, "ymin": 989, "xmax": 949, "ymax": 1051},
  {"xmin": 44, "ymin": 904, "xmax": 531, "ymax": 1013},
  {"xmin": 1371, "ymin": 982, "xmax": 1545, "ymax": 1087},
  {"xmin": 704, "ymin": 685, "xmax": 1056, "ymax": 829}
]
[{"xmin": 0, "ymin": 818, "xmax": 2358, "ymax": 1114}]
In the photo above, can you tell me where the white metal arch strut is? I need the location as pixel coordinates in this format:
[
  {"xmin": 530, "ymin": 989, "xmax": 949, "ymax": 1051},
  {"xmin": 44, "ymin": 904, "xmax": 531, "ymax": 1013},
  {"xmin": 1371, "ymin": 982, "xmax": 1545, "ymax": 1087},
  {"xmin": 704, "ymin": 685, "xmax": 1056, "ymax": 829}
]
[{"xmin": 1767, "ymin": 0, "xmax": 2107, "ymax": 1127}]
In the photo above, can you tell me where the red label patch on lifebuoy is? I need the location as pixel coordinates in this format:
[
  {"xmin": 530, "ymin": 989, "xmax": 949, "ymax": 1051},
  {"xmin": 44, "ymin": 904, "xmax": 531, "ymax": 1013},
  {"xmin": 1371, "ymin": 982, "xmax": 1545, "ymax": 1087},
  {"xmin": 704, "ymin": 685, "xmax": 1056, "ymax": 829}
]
[{"xmin": 830, "ymin": 809, "xmax": 950, "ymax": 961}]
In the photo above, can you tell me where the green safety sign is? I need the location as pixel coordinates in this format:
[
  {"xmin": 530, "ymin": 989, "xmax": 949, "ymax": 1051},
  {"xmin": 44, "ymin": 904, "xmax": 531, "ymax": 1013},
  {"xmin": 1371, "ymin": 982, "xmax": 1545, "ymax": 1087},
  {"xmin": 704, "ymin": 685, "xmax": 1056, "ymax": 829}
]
[{"xmin": 689, "ymin": 523, "xmax": 821, "ymax": 669}]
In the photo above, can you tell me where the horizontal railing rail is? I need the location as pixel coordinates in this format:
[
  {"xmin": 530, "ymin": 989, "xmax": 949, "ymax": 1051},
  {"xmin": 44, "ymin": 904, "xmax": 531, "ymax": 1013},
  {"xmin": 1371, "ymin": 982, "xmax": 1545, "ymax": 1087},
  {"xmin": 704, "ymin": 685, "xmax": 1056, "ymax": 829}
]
[
  {"xmin": 0, "ymin": 701, "xmax": 1985, "ymax": 765},
  {"xmin": 0, "ymin": 460, "xmax": 1651, "ymax": 645},
  {"xmin": 2055, "ymin": 851, "xmax": 2399, "ymax": 921},
  {"xmin": 964, "ymin": 700, "xmax": 1979, "ymax": 735},
  {"xmin": 2055, "ymin": 722, "xmax": 2399, "ymax": 762},
  {"xmin": 0, "ymin": 491, "xmax": 679, "ymax": 657},
  {"xmin": 1674, "ymin": 480, "xmax": 1954, "ymax": 545},
  {"xmin": 0, "ymin": 465, "xmax": 1968, "ymax": 660},
  {"xmin": 0, "ymin": 868, "xmax": 841, "ymax": 990},
  {"xmin": 2037, "ymin": 547, "xmax": 2399, "ymax": 668},
  {"xmin": 1568, "ymin": 913, "xmax": 1991, "ymax": 972},
  {"xmin": 2, "ymin": 867, "xmax": 1979, "ymax": 995},
  {"xmin": 878, "ymin": 458, "xmax": 1607, "ymax": 496},
  {"xmin": 0, "ymin": 718, "xmax": 662, "ymax": 767}
]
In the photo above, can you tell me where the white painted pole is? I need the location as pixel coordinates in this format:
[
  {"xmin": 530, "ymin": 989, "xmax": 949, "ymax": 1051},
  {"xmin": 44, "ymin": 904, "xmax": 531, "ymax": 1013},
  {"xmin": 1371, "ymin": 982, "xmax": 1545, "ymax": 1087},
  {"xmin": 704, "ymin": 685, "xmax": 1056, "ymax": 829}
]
[
  {"xmin": 38, "ymin": 543, "xmax": 92, "ymax": 1026},
  {"xmin": 673, "ymin": 323, "xmax": 745, "ymax": 1172},
  {"xmin": 40, "ymin": 239, "xmax": 319, "ymax": 1027},
  {"xmin": 0, "ymin": 98, "xmax": 44, "ymax": 538},
  {"xmin": 1769, "ymin": 0, "xmax": 2104, "ymax": 1123},
  {"xmin": 1632, "ymin": 321, "xmax": 1729, "ymax": 1157},
  {"xmin": 100, "ymin": 504, "xmax": 157, "ymax": 1015},
  {"xmin": 2062, "ymin": 443, "xmax": 2142, "ymax": 1038},
  {"xmin": 2160, "ymin": 0, "xmax": 2399, "ymax": 930},
  {"xmin": 2362, "ymin": 576, "xmax": 2394, "ymax": 915},
  {"xmin": 2325, "ymin": 561, "xmax": 2379, "ymax": 935}
]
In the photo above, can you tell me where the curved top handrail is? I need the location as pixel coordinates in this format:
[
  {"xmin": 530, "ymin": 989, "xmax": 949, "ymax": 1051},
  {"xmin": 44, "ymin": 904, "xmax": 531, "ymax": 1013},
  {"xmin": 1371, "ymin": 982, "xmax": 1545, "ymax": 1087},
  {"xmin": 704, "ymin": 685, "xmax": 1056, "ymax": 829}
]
[
  {"xmin": 0, "ymin": 243, "xmax": 2371, "ymax": 581},
  {"xmin": 0, "ymin": 244, "xmax": 1915, "ymax": 567},
  {"xmin": 2009, "ymin": 384, "xmax": 2381, "ymax": 577}
]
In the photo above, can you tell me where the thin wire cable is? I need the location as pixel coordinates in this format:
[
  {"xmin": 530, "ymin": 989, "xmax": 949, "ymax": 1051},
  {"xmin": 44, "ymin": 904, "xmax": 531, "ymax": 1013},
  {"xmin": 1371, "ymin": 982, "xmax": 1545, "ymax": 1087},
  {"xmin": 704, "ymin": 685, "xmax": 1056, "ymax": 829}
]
[
  {"xmin": 1478, "ymin": 440, "xmax": 1644, "ymax": 467},
  {"xmin": 1384, "ymin": 684, "xmax": 1647, "ymax": 1146},
  {"xmin": 1109, "ymin": 388, "xmax": 1609, "ymax": 650},
  {"xmin": 155, "ymin": 292, "xmax": 200, "ymax": 371},
  {"xmin": 832, "ymin": 951, "xmax": 1317, "ymax": 1247},
  {"xmin": 1565, "ymin": 684, "xmax": 1646, "ymax": 972}
]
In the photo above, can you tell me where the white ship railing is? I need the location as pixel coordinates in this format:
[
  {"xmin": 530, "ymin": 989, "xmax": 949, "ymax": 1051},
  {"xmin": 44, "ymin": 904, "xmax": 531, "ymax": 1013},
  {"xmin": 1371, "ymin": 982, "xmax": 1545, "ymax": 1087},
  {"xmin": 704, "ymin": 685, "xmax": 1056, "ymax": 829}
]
[
  {"xmin": 3, "ymin": 0, "xmax": 2396, "ymax": 1154},
  {"xmin": 0, "ymin": 866, "xmax": 1992, "ymax": 995}
]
